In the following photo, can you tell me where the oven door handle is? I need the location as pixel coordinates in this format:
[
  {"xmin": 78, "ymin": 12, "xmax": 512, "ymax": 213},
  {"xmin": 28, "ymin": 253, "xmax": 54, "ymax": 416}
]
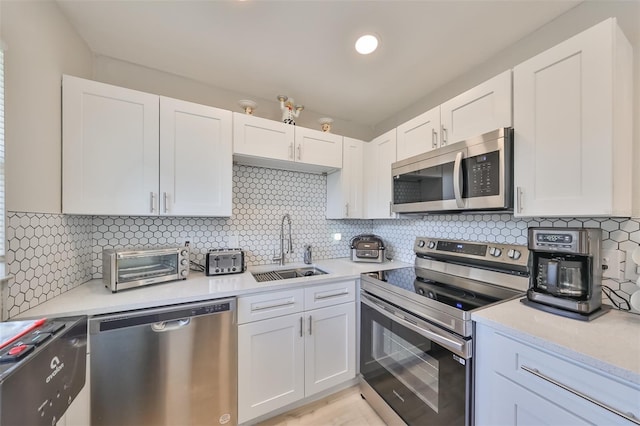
[{"xmin": 361, "ymin": 293, "xmax": 467, "ymax": 357}]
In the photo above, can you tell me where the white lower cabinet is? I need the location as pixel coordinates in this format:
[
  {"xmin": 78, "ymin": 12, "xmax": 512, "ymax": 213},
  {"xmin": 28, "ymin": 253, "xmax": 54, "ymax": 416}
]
[
  {"xmin": 475, "ymin": 323, "xmax": 640, "ymax": 426},
  {"xmin": 237, "ymin": 281, "xmax": 356, "ymax": 424}
]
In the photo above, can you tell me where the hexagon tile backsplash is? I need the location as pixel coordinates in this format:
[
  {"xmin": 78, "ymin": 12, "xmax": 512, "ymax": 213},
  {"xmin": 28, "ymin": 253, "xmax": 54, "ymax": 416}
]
[{"xmin": 3, "ymin": 164, "xmax": 640, "ymax": 318}]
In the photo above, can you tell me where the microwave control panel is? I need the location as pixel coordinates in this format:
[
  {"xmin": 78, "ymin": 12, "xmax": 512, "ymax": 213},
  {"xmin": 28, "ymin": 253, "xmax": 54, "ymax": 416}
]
[{"xmin": 464, "ymin": 150, "xmax": 500, "ymax": 198}]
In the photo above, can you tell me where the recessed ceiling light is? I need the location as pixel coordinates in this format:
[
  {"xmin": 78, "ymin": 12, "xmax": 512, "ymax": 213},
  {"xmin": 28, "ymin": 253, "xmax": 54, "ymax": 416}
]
[{"xmin": 355, "ymin": 34, "xmax": 379, "ymax": 55}]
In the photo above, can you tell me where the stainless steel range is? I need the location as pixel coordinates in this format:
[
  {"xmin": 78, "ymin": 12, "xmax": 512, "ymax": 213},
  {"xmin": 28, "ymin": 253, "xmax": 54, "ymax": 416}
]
[{"xmin": 359, "ymin": 237, "xmax": 529, "ymax": 425}]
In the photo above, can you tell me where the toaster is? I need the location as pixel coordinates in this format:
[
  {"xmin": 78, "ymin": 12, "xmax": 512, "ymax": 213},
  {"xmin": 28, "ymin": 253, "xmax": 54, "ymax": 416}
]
[
  {"xmin": 205, "ymin": 249, "xmax": 245, "ymax": 276},
  {"xmin": 350, "ymin": 234, "xmax": 386, "ymax": 263}
]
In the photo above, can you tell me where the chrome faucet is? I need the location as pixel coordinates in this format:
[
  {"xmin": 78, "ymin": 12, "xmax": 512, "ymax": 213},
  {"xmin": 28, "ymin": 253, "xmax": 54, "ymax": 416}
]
[{"xmin": 274, "ymin": 213, "xmax": 293, "ymax": 266}]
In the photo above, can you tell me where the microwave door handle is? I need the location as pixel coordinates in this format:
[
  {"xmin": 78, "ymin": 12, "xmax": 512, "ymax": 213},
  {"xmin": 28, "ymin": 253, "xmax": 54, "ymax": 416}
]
[{"xmin": 453, "ymin": 151, "xmax": 464, "ymax": 208}]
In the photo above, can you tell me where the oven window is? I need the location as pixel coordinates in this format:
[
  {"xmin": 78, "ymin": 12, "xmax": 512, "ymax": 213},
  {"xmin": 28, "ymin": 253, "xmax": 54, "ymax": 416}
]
[
  {"xmin": 372, "ymin": 322, "xmax": 439, "ymax": 412},
  {"xmin": 117, "ymin": 254, "xmax": 178, "ymax": 283},
  {"xmin": 361, "ymin": 302, "xmax": 468, "ymax": 425}
]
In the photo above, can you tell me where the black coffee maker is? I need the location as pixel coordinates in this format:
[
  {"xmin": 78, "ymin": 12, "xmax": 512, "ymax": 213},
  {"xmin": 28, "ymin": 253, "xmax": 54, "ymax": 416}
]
[{"xmin": 524, "ymin": 227, "xmax": 607, "ymax": 319}]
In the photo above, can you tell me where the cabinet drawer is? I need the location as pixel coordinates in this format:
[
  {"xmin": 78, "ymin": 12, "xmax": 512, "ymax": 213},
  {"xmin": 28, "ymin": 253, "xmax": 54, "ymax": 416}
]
[
  {"xmin": 304, "ymin": 280, "xmax": 355, "ymax": 310},
  {"xmin": 238, "ymin": 289, "xmax": 304, "ymax": 324},
  {"xmin": 491, "ymin": 330, "xmax": 640, "ymax": 422}
]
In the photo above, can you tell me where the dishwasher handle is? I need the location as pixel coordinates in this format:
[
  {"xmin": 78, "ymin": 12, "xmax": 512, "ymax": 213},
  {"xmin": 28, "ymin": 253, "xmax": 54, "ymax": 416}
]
[{"xmin": 90, "ymin": 298, "xmax": 236, "ymax": 334}]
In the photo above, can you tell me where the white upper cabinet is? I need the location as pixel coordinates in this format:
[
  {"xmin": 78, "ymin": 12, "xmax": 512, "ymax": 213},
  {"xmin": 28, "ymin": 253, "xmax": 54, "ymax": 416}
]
[
  {"xmin": 396, "ymin": 106, "xmax": 441, "ymax": 161},
  {"xmin": 395, "ymin": 70, "xmax": 512, "ymax": 162},
  {"xmin": 159, "ymin": 97, "xmax": 232, "ymax": 217},
  {"xmin": 513, "ymin": 18, "xmax": 633, "ymax": 217},
  {"xmin": 440, "ymin": 69, "xmax": 512, "ymax": 146},
  {"xmin": 326, "ymin": 137, "xmax": 364, "ymax": 219},
  {"xmin": 232, "ymin": 112, "xmax": 294, "ymax": 161},
  {"xmin": 365, "ymin": 129, "xmax": 397, "ymax": 219},
  {"xmin": 233, "ymin": 113, "xmax": 342, "ymax": 174},
  {"xmin": 63, "ymin": 75, "xmax": 160, "ymax": 216},
  {"xmin": 63, "ymin": 75, "xmax": 233, "ymax": 216}
]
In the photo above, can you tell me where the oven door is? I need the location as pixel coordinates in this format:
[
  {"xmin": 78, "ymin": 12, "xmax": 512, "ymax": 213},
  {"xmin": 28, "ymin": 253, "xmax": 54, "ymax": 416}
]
[{"xmin": 360, "ymin": 292, "xmax": 472, "ymax": 426}]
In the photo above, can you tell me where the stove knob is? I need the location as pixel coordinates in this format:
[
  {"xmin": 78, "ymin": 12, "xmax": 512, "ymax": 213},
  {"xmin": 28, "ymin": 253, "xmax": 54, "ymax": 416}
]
[
  {"xmin": 493, "ymin": 248, "xmax": 502, "ymax": 257},
  {"xmin": 181, "ymin": 250, "xmax": 189, "ymax": 257},
  {"xmin": 508, "ymin": 249, "xmax": 522, "ymax": 260},
  {"xmin": 418, "ymin": 240, "xmax": 426, "ymax": 248},
  {"xmin": 181, "ymin": 259, "xmax": 188, "ymax": 266},
  {"xmin": 489, "ymin": 247, "xmax": 496, "ymax": 256},
  {"xmin": 427, "ymin": 241, "xmax": 436, "ymax": 249},
  {"xmin": 180, "ymin": 270, "xmax": 188, "ymax": 277}
]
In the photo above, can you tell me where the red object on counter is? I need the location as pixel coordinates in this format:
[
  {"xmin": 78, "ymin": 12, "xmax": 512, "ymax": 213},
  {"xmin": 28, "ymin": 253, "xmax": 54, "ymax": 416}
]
[{"xmin": 0, "ymin": 318, "xmax": 46, "ymax": 349}]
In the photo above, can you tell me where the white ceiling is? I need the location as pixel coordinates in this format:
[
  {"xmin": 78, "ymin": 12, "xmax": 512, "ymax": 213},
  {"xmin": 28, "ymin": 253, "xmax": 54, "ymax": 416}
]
[{"xmin": 56, "ymin": 0, "xmax": 582, "ymax": 128}]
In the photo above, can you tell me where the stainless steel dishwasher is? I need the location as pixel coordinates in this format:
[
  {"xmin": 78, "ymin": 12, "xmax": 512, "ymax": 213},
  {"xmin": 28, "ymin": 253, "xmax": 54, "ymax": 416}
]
[{"xmin": 89, "ymin": 298, "xmax": 237, "ymax": 426}]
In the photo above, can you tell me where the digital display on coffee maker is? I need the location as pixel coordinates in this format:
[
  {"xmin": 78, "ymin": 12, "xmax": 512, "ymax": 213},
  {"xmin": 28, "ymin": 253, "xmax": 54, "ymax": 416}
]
[{"xmin": 537, "ymin": 233, "xmax": 573, "ymax": 244}]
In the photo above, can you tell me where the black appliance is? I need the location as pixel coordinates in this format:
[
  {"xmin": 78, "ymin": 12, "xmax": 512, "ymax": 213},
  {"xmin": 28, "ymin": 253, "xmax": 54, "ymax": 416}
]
[
  {"xmin": 0, "ymin": 316, "xmax": 87, "ymax": 426},
  {"xmin": 392, "ymin": 128, "xmax": 513, "ymax": 214},
  {"xmin": 350, "ymin": 234, "xmax": 386, "ymax": 263},
  {"xmin": 523, "ymin": 227, "xmax": 609, "ymax": 320},
  {"xmin": 359, "ymin": 237, "xmax": 529, "ymax": 425}
]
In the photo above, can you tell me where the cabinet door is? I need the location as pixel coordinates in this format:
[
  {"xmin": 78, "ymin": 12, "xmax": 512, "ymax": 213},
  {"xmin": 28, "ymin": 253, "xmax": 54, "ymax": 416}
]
[
  {"xmin": 304, "ymin": 303, "xmax": 356, "ymax": 396},
  {"xmin": 396, "ymin": 106, "xmax": 440, "ymax": 161},
  {"xmin": 440, "ymin": 70, "xmax": 512, "ymax": 146},
  {"xmin": 238, "ymin": 314, "xmax": 304, "ymax": 424},
  {"xmin": 294, "ymin": 127, "xmax": 343, "ymax": 169},
  {"xmin": 62, "ymin": 75, "xmax": 159, "ymax": 215},
  {"xmin": 326, "ymin": 138, "xmax": 363, "ymax": 219},
  {"xmin": 160, "ymin": 97, "xmax": 232, "ymax": 216},
  {"xmin": 232, "ymin": 112, "xmax": 294, "ymax": 161},
  {"xmin": 513, "ymin": 18, "xmax": 632, "ymax": 217},
  {"xmin": 365, "ymin": 129, "xmax": 397, "ymax": 219}
]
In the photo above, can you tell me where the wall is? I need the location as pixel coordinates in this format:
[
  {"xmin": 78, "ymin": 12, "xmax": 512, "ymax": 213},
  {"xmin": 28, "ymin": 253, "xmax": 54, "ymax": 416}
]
[
  {"xmin": 0, "ymin": 0, "xmax": 92, "ymax": 214},
  {"xmin": 92, "ymin": 55, "xmax": 375, "ymax": 142}
]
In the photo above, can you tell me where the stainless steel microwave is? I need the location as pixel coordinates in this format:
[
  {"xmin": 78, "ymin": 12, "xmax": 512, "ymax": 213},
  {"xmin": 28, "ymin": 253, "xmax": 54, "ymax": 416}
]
[{"xmin": 392, "ymin": 127, "xmax": 513, "ymax": 214}]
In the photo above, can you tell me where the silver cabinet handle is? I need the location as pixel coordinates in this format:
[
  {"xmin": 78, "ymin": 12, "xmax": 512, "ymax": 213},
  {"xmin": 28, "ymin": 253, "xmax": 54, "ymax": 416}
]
[
  {"xmin": 308, "ymin": 315, "xmax": 312, "ymax": 335},
  {"xmin": 441, "ymin": 124, "xmax": 448, "ymax": 145},
  {"xmin": 252, "ymin": 299, "xmax": 295, "ymax": 311},
  {"xmin": 453, "ymin": 151, "xmax": 464, "ymax": 208},
  {"xmin": 517, "ymin": 186, "xmax": 524, "ymax": 214},
  {"xmin": 432, "ymin": 128, "xmax": 438, "ymax": 149},
  {"xmin": 315, "ymin": 290, "xmax": 349, "ymax": 300},
  {"xmin": 521, "ymin": 365, "xmax": 640, "ymax": 425},
  {"xmin": 345, "ymin": 203, "xmax": 349, "ymax": 217},
  {"xmin": 300, "ymin": 316, "xmax": 303, "ymax": 337},
  {"xmin": 297, "ymin": 145, "xmax": 302, "ymax": 160},
  {"xmin": 389, "ymin": 201, "xmax": 393, "ymax": 217},
  {"xmin": 150, "ymin": 192, "xmax": 156, "ymax": 213},
  {"xmin": 289, "ymin": 143, "xmax": 294, "ymax": 159},
  {"xmin": 163, "ymin": 192, "xmax": 169, "ymax": 213}
]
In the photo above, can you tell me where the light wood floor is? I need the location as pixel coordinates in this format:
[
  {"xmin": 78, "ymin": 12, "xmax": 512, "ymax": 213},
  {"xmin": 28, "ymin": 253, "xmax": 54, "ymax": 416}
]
[{"xmin": 257, "ymin": 386, "xmax": 386, "ymax": 426}]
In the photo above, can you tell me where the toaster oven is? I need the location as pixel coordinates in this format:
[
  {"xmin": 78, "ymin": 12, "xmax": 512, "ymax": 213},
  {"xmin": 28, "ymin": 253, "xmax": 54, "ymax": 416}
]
[{"xmin": 103, "ymin": 246, "xmax": 190, "ymax": 292}]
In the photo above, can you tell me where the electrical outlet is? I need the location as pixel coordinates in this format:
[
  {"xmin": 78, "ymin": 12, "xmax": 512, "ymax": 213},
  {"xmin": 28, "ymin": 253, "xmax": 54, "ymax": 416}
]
[
  {"xmin": 625, "ymin": 250, "xmax": 640, "ymax": 281},
  {"xmin": 602, "ymin": 249, "xmax": 623, "ymax": 280}
]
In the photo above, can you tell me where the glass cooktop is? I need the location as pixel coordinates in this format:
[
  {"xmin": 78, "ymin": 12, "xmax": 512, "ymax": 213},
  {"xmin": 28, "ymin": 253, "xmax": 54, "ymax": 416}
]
[{"xmin": 363, "ymin": 267, "xmax": 514, "ymax": 312}]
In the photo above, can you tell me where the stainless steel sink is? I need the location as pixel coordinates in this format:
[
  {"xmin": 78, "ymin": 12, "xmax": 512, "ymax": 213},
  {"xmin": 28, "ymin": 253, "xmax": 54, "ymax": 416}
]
[{"xmin": 252, "ymin": 266, "xmax": 328, "ymax": 282}]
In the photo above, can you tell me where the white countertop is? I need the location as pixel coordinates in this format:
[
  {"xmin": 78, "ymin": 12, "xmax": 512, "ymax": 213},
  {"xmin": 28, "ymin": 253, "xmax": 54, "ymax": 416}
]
[
  {"xmin": 16, "ymin": 258, "xmax": 410, "ymax": 319},
  {"xmin": 472, "ymin": 298, "xmax": 640, "ymax": 385}
]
